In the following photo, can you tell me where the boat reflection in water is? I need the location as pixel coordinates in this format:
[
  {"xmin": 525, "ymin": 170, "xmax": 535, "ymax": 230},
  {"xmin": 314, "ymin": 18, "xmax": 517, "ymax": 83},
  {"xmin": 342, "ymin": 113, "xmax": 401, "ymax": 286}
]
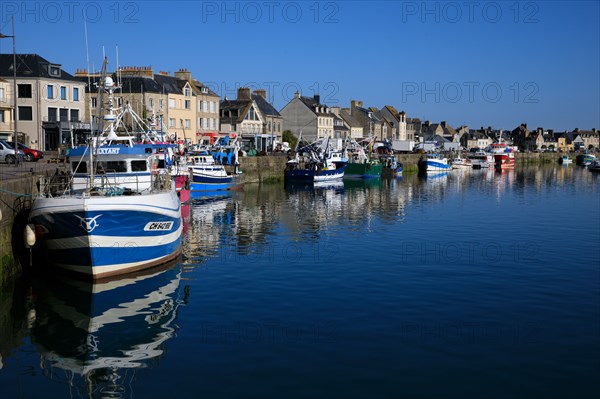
[
  {"xmin": 30, "ymin": 259, "xmax": 186, "ymax": 397},
  {"xmin": 284, "ymin": 179, "xmax": 345, "ymax": 193}
]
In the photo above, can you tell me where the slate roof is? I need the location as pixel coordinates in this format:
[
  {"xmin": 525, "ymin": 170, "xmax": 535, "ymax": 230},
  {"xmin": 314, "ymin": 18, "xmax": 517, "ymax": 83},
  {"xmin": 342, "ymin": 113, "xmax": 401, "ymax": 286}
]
[
  {"xmin": 252, "ymin": 93, "xmax": 281, "ymax": 117},
  {"xmin": 339, "ymin": 109, "xmax": 362, "ymax": 128},
  {"xmin": 0, "ymin": 53, "xmax": 80, "ymax": 81},
  {"xmin": 220, "ymin": 99, "xmax": 252, "ymax": 125}
]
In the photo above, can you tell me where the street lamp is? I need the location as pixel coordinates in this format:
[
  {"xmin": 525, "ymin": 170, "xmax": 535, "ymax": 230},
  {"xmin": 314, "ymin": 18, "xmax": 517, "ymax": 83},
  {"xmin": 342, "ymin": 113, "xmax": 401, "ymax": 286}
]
[{"xmin": 0, "ymin": 16, "xmax": 17, "ymax": 143}]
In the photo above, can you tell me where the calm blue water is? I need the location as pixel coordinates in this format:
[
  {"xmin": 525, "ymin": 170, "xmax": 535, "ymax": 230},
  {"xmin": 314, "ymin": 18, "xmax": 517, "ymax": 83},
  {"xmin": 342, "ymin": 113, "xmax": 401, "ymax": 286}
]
[{"xmin": 1, "ymin": 165, "xmax": 599, "ymax": 398}]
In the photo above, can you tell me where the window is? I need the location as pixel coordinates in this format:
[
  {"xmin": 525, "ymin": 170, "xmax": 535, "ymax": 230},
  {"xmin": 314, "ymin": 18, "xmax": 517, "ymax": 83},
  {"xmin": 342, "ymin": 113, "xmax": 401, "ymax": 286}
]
[
  {"xmin": 91, "ymin": 97, "xmax": 97, "ymax": 108},
  {"xmin": 99, "ymin": 161, "xmax": 127, "ymax": 173},
  {"xmin": 168, "ymin": 99, "xmax": 175, "ymax": 109},
  {"xmin": 184, "ymin": 87, "xmax": 191, "ymax": 97},
  {"xmin": 209, "ymin": 101, "xmax": 216, "ymax": 113},
  {"xmin": 131, "ymin": 160, "xmax": 147, "ymax": 171},
  {"xmin": 202, "ymin": 118, "xmax": 208, "ymax": 129},
  {"xmin": 0, "ymin": 111, "xmax": 5, "ymax": 123},
  {"xmin": 18, "ymin": 106, "xmax": 33, "ymax": 120},
  {"xmin": 268, "ymin": 122, "xmax": 271, "ymax": 131},
  {"xmin": 72, "ymin": 161, "xmax": 87, "ymax": 173},
  {"xmin": 60, "ymin": 86, "xmax": 67, "ymax": 100},
  {"xmin": 159, "ymin": 99, "xmax": 164, "ymax": 110},
  {"xmin": 18, "ymin": 84, "xmax": 32, "ymax": 98},
  {"xmin": 185, "ymin": 119, "xmax": 190, "ymax": 129},
  {"xmin": 149, "ymin": 98, "xmax": 154, "ymax": 109},
  {"xmin": 70, "ymin": 109, "xmax": 79, "ymax": 122},
  {"xmin": 59, "ymin": 108, "xmax": 68, "ymax": 121},
  {"xmin": 47, "ymin": 85, "xmax": 54, "ymax": 99},
  {"xmin": 169, "ymin": 118, "xmax": 175, "ymax": 128},
  {"xmin": 48, "ymin": 107, "xmax": 57, "ymax": 121},
  {"xmin": 0, "ymin": 87, "xmax": 5, "ymax": 101},
  {"xmin": 210, "ymin": 118, "xmax": 216, "ymax": 130},
  {"xmin": 203, "ymin": 101, "xmax": 208, "ymax": 112},
  {"xmin": 198, "ymin": 101, "xmax": 203, "ymax": 112},
  {"xmin": 73, "ymin": 87, "xmax": 79, "ymax": 101},
  {"xmin": 49, "ymin": 65, "xmax": 61, "ymax": 77},
  {"xmin": 185, "ymin": 100, "xmax": 191, "ymax": 110}
]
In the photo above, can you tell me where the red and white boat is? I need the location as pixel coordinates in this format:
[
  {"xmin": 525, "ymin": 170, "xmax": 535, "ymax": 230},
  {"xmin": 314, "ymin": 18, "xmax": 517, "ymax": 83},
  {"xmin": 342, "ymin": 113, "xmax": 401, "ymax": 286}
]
[{"xmin": 489, "ymin": 142, "xmax": 515, "ymax": 169}]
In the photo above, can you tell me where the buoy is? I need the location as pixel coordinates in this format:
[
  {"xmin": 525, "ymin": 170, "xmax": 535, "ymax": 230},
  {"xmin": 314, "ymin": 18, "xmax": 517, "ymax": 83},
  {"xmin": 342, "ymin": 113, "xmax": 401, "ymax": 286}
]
[{"xmin": 24, "ymin": 224, "xmax": 36, "ymax": 248}]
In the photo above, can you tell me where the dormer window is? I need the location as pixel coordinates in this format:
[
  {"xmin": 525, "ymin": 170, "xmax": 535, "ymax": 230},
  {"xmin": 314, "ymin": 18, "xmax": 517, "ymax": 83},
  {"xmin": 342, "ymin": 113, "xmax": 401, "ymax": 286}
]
[
  {"xmin": 184, "ymin": 87, "xmax": 191, "ymax": 97},
  {"xmin": 49, "ymin": 65, "xmax": 61, "ymax": 77},
  {"xmin": 201, "ymin": 87, "xmax": 208, "ymax": 94}
]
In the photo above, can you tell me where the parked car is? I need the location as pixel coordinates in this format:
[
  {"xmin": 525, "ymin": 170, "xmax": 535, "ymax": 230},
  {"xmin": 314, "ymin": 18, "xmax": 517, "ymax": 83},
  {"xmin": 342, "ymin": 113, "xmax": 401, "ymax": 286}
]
[
  {"xmin": 0, "ymin": 140, "xmax": 25, "ymax": 164},
  {"xmin": 9, "ymin": 142, "xmax": 44, "ymax": 162}
]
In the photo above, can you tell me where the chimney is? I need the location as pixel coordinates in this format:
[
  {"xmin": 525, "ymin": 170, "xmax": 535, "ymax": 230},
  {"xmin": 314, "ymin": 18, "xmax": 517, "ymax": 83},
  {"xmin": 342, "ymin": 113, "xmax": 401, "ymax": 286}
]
[
  {"xmin": 294, "ymin": 91, "xmax": 300, "ymax": 99},
  {"xmin": 254, "ymin": 89, "xmax": 267, "ymax": 100},
  {"xmin": 174, "ymin": 67, "xmax": 191, "ymax": 81},
  {"xmin": 441, "ymin": 121, "xmax": 447, "ymax": 128},
  {"xmin": 238, "ymin": 87, "xmax": 251, "ymax": 100},
  {"xmin": 330, "ymin": 106, "xmax": 340, "ymax": 115},
  {"xmin": 314, "ymin": 94, "xmax": 321, "ymax": 105}
]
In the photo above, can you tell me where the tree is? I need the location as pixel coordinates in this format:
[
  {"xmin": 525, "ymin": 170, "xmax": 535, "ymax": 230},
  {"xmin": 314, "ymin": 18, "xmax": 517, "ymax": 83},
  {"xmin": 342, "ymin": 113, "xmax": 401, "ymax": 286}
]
[{"xmin": 282, "ymin": 130, "xmax": 298, "ymax": 150}]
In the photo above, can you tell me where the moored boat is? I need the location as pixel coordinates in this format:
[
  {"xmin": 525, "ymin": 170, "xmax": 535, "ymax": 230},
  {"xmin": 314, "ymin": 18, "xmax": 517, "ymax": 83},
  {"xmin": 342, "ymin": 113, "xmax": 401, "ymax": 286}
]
[
  {"xmin": 576, "ymin": 153, "xmax": 597, "ymax": 166},
  {"xmin": 285, "ymin": 137, "xmax": 347, "ymax": 182},
  {"xmin": 469, "ymin": 150, "xmax": 494, "ymax": 169},
  {"xmin": 451, "ymin": 155, "xmax": 472, "ymax": 169},
  {"xmin": 343, "ymin": 139, "xmax": 382, "ymax": 179},
  {"xmin": 27, "ymin": 59, "xmax": 182, "ymax": 280},
  {"xmin": 559, "ymin": 155, "xmax": 573, "ymax": 165},
  {"xmin": 490, "ymin": 142, "xmax": 515, "ymax": 169},
  {"xmin": 588, "ymin": 159, "xmax": 600, "ymax": 172},
  {"xmin": 417, "ymin": 154, "xmax": 450, "ymax": 174},
  {"xmin": 187, "ymin": 151, "xmax": 235, "ymax": 198}
]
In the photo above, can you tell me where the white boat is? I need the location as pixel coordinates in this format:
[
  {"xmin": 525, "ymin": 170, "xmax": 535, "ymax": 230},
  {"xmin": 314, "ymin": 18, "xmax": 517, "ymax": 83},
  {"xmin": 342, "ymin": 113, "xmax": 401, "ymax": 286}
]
[
  {"xmin": 186, "ymin": 151, "xmax": 234, "ymax": 198},
  {"xmin": 27, "ymin": 58, "xmax": 182, "ymax": 280},
  {"xmin": 417, "ymin": 154, "xmax": 450, "ymax": 173},
  {"xmin": 468, "ymin": 150, "xmax": 494, "ymax": 169},
  {"xmin": 559, "ymin": 155, "xmax": 573, "ymax": 165},
  {"xmin": 451, "ymin": 155, "xmax": 472, "ymax": 169}
]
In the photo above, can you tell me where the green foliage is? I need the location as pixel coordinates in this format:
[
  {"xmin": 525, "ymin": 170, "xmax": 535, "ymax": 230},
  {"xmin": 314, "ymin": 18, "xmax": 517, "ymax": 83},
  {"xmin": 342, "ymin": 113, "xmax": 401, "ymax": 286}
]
[{"xmin": 282, "ymin": 130, "xmax": 298, "ymax": 150}]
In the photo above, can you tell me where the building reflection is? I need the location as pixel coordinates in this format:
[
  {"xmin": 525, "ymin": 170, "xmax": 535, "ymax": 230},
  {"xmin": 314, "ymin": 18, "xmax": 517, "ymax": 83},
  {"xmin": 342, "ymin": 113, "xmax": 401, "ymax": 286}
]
[{"xmin": 180, "ymin": 164, "xmax": 591, "ymax": 263}]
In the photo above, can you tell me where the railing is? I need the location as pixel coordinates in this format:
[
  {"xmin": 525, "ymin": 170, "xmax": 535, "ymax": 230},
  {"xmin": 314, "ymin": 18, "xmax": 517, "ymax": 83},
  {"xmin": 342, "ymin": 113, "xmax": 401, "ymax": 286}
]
[{"xmin": 38, "ymin": 170, "xmax": 173, "ymax": 198}]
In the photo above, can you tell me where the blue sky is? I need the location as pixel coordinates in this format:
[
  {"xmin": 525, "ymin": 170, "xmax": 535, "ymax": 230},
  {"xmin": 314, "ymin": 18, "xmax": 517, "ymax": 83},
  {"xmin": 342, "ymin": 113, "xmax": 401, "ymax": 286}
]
[{"xmin": 1, "ymin": 0, "xmax": 598, "ymax": 131}]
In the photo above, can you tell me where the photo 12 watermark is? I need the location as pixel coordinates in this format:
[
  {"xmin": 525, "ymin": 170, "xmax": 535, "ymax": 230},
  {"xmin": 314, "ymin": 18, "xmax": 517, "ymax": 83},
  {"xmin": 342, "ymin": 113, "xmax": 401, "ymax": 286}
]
[
  {"xmin": 199, "ymin": 1, "xmax": 340, "ymax": 24},
  {"xmin": 400, "ymin": 1, "xmax": 540, "ymax": 24},
  {"xmin": 1, "ymin": 1, "xmax": 140, "ymax": 24},
  {"xmin": 401, "ymin": 81, "xmax": 540, "ymax": 104}
]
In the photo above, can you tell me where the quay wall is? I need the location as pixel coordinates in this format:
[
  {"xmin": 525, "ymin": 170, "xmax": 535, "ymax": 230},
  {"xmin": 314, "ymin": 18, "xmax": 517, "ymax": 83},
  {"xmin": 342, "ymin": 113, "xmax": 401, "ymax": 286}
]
[{"xmin": 0, "ymin": 176, "xmax": 37, "ymax": 284}]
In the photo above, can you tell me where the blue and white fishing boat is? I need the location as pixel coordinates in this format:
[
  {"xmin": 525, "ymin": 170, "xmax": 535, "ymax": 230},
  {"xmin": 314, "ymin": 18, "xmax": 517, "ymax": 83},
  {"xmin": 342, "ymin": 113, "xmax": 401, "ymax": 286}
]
[
  {"xmin": 187, "ymin": 151, "xmax": 235, "ymax": 198},
  {"xmin": 417, "ymin": 154, "xmax": 450, "ymax": 174},
  {"xmin": 27, "ymin": 58, "xmax": 182, "ymax": 280},
  {"xmin": 285, "ymin": 137, "xmax": 347, "ymax": 182}
]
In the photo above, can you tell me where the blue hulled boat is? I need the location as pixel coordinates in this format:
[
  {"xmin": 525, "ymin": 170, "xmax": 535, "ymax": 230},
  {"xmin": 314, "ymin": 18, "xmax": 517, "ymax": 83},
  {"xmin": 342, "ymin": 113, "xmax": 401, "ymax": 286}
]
[
  {"xmin": 285, "ymin": 137, "xmax": 347, "ymax": 182},
  {"xmin": 27, "ymin": 59, "xmax": 182, "ymax": 280}
]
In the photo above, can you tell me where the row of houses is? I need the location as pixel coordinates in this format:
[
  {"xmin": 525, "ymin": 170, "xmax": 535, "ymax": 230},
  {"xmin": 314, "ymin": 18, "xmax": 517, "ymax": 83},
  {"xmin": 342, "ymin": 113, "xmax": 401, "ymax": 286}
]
[{"xmin": 1, "ymin": 53, "xmax": 598, "ymax": 153}]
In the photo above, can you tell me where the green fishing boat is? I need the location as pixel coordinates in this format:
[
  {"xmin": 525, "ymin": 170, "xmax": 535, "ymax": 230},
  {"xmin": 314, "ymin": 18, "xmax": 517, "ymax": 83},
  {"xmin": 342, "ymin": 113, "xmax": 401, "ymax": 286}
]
[{"xmin": 343, "ymin": 139, "xmax": 383, "ymax": 179}]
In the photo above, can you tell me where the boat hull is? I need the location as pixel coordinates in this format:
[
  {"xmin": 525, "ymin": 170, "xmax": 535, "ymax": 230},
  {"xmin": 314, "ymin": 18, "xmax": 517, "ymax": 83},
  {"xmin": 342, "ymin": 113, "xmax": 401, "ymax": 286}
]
[
  {"xmin": 29, "ymin": 191, "xmax": 182, "ymax": 280},
  {"xmin": 344, "ymin": 162, "xmax": 382, "ymax": 179},
  {"xmin": 285, "ymin": 165, "xmax": 346, "ymax": 182}
]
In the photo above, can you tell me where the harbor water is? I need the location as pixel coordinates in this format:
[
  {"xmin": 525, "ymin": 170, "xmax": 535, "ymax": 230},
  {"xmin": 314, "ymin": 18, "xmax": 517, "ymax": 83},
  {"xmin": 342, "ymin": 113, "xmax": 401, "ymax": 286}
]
[{"xmin": 1, "ymin": 165, "xmax": 599, "ymax": 398}]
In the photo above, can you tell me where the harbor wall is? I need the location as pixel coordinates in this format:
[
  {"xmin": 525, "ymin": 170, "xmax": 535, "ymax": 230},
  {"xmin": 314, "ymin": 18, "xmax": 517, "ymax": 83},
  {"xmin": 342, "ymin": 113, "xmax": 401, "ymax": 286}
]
[{"xmin": 0, "ymin": 177, "xmax": 36, "ymax": 284}]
